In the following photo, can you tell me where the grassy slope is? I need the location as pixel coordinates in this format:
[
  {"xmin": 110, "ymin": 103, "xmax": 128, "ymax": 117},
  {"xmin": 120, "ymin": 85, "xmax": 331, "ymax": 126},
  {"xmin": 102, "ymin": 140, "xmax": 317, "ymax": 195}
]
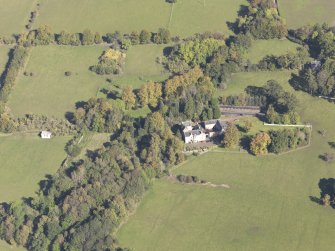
[
  {"xmin": 279, "ymin": 0, "xmax": 335, "ymax": 28},
  {"xmin": 8, "ymin": 46, "xmax": 108, "ymax": 118},
  {"xmin": 0, "ymin": 0, "xmax": 36, "ymax": 35},
  {"xmin": 0, "ymin": 134, "xmax": 69, "ymax": 202},
  {"xmin": 34, "ymin": 0, "xmax": 245, "ymax": 37},
  {"xmin": 246, "ymin": 39, "xmax": 302, "ymax": 63},
  {"xmin": 118, "ymin": 70, "xmax": 335, "ymax": 250}
]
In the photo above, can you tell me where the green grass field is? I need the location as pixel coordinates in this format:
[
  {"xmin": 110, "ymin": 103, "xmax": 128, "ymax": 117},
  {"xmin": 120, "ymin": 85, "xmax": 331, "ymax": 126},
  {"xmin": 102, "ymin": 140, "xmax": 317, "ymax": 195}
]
[
  {"xmin": 8, "ymin": 44, "xmax": 167, "ymax": 118},
  {"xmin": 34, "ymin": 0, "xmax": 171, "ymax": 34},
  {"xmin": 217, "ymin": 70, "xmax": 294, "ymax": 97},
  {"xmin": 0, "ymin": 134, "xmax": 69, "ymax": 202},
  {"xmin": 118, "ymin": 70, "xmax": 335, "ymax": 250},
  {"xmin": 246, "ymin": 39, "xmax": 302, "ymax": 63},
  {"xmin": 168, "ymin": 0, "xmax": 246, "ymax": 37},
  {"xmin": 8, "ymin": 46, "xmax": 108, "ymax": 118},
  {"xmin": 279, "ymin": 0, "xmax": 335, "ymax": 28},
  {"xmin": 0, "ymin": 0, "xmax": 37, "ymax": 35},
  {"xmin": 34, "ymin": 0, "xmax": 245, "ymax": 37},
  {"xmin": 0, "ymin": 240, "xmax": 26, "ymax": 251}
]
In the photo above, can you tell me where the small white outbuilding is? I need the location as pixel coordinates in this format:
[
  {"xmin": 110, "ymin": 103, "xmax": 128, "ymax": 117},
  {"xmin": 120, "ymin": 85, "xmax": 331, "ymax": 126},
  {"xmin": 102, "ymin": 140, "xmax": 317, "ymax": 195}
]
[{"xmin": 40, "ymin": 131, "xmax": 52, "ymax": 139}]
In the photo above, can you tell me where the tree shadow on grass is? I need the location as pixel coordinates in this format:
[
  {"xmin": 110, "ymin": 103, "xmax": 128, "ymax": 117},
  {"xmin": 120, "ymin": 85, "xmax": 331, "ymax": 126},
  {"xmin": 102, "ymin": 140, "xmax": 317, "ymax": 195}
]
[
  {"xmin": 309, "ymin": 178, "xmax": 335, "ymax": 208},
  {"xmin": 328, "ymin": 142, "xmax": 335, "ymax": 149},
  {"xmin": 226, "ymin": 5, "xmax": 249, "ymax": 34}
]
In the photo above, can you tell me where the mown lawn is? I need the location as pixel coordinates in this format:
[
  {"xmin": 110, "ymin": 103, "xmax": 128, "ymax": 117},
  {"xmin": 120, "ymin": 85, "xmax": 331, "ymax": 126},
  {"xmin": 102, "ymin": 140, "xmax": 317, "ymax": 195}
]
[
  {"xmin": 246, "ymin": 39, "xmax": 302, "ymax": 63},
  {"xmin": 118, "ymin": 70, "xmax": 335, "ymax": 250},
  {"xmin": 8, "ymin": 46, "xmax": 108, "ymax": 118},
  {"xmin": 0, "ymin": 134, "xmax": 69, "ymax": 202},
  {"xmin": 34, "ymin": 0, "xmax": 246, "ymax": 37},
  {"xmin": 0, "ymin": 0, "xmax": 37, "ymax": 35},
  {"xmin": 279, "ymin": 0, "xmax": 335, "ymax": 28}
]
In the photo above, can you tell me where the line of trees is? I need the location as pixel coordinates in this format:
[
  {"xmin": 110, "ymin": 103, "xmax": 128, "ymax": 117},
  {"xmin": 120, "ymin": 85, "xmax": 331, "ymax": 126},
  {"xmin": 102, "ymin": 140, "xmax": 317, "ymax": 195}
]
[{"xmin": 15, "ymin": 26, "xmax": 172, "ymax": 48}]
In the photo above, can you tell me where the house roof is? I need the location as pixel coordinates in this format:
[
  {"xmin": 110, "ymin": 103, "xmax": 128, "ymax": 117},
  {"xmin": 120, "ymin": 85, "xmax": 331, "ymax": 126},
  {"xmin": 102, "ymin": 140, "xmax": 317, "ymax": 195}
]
[
  {"xmin": 184, "ymin": 130, "xmax": 204, "ymax": 137},
  {"xmin": 203, "ymin": 120, "xmax": 218, "ymax": 125}
]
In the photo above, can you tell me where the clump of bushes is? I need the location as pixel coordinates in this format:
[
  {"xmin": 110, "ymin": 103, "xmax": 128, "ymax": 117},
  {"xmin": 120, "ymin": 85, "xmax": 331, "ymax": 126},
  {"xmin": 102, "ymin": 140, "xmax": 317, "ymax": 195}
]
[
  {"xmin": 176, "ymin": 175, "xmax": 206, "ymax": 184},
  {"xmin": 90, "ymin": 48, "xmax": 125, "ymax": 75}
]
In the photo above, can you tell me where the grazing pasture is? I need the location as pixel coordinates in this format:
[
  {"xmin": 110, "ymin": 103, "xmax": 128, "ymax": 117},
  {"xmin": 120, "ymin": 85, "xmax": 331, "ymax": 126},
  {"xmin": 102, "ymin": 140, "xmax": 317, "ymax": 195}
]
[
  {"xmin": 279, "ymin": 0, "xmax": 335, "ymax": 28},
  {"xmin": 0, "ymin": 0, "xmax": 36, "ymax": 35},
  {"xmin": 8, "ymin": 44, "xmax": 167, "ymax": 118},
  {"xmin": 0, "ymin": 134, "xmax": 69, "ymax": 202},
  {"xmin": 217, "ymin": 70, "xmax": 294, "ymax": 97},
  {"xmin": 8, "ymin": 46, "xmax": 108, "ymax": 118},
  {"xmin": 34, "ymin": 0, "xmax": 245, "ymax": 37},
  {"xmin": 168, "ymin": 0, "xmax": 246, "ymax": 36},
  {"xmin": 118, "ymin": 70, "xmax": 335, "ymax": 250},
  {"xmin": 34, "ymin": 0, "xmax": 171, "ymax": 34},
  {"xmin": 246, "ymin": 39, "xmax": 302, "ymax": 63}
]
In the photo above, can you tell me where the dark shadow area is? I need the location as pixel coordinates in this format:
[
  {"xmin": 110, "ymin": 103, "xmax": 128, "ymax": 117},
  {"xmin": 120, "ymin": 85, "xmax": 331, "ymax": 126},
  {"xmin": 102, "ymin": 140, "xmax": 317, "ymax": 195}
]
[
  {"xmin": 65, "ymin": 111, "xmax": 75, "ymax": 123},
  {"xmin": 310, "ymin": 178, "xmax": 335, "ymax": 208},
  {"xmin": 328, "ymin": 142, "xmax": 335, "ymax": 149},
  {"xmin": 100, "ymin": 88, "xmax": 120, "ymax": 100},
  {"xmin": 288, "ymin": 73, "xmax": 305, "ymax": 91},
  {"xmin": 240, "ymin": 135, "xmax": 252, "ymax": 151},
  {"xmin": 226, "ymin": 4, "xmax": 248, "ymax": 34},
  {"xmin": 0, "ymin": 49, "xmax": 15, "ymax": 86},
  {"xmin": 38, "ymin": 174, "xmax": 53, "ymax": 196},
  {"xmin": 245, "ymin": 85, "xmax": 265, "ymax": 96},
  {"xmin": 75, "ymin": 101, "xmax": 87, "ymax": 109},
  {"xmin": 163, "ymin": 46, "xmax": 174, "ymax": 57}
]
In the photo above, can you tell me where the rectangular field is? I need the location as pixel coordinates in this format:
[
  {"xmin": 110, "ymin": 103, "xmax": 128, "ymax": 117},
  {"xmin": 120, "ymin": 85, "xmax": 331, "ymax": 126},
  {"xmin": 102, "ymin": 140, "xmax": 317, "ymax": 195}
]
[
  {"xmin": 279, "ymin": 0, "xmax": 335, "ymax": 28},
  {"xmin": 34, "ymin": 0, "xmax": 246, "ymax": 37},
  {"xmin": 168, "ymin": 0, "xmax": 246, "ymax": 37},
  {"xmin": 246, "ymin": 39, "xmax": 302, "ymax": 63},
  {"xmin": 34, "ymin": 0, "xmax": 171, "ymax": 34},
  {"xmin": 0, "ymin": 134, "xmax": 69, "ymax": 202},
  {"xmin": 8, "ymin": 46, "xmax": 108, "ymax": 118}
]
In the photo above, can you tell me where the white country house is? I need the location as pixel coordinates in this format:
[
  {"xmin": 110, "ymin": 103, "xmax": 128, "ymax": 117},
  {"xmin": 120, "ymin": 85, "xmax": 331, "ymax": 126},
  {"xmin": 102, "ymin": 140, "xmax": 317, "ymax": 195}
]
[{"xmin": 182, "ymin": 120, "xmax": 227, "ymax": 144}]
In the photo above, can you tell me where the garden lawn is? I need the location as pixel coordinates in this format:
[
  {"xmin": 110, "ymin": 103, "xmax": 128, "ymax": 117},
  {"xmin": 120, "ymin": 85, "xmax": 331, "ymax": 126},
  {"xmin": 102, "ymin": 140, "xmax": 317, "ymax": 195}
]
[
  {"xmin": 279, "ymin": 0, "xmax": 335, "ymax": 28},
  {"xmin": 118, "ymin": 70, "xmax": 335, "ymax": 250},
  {"xmin": 0, "ymin": 0, "xmax": 37, "ymax": 35},
  {"xmin": 246, "ymin": 39, "xmax": 302, "ymax": 63},
  {"xmin": 8, "ymin": 46, "xmax": 109, "ymax": 118},
  {"xmin": 0, "ymin": 134, "xmax": 69, "ymax": 202}
]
